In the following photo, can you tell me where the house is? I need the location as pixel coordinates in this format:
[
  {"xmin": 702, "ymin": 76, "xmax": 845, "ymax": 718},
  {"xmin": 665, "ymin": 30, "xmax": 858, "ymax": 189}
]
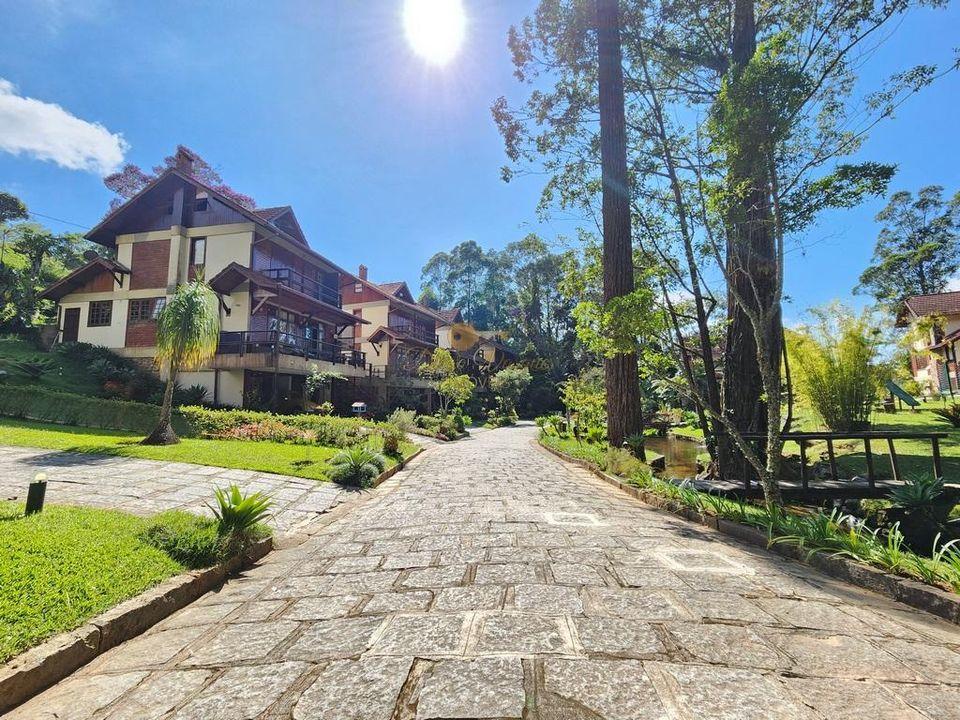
[
  {"xmin": 340, "ymin": 266, "xmax": 441, "ymax": 408},
  {"xmin": 433, "ymin": 307, "xmax": 516, "ymax": 368},
  {"xmin": 40, "ymin": 159, "xmax": 367, "ymax": 409},
  {"xmin": 897, "ymin": 291, "xmax": 960, "ymax": 396}
]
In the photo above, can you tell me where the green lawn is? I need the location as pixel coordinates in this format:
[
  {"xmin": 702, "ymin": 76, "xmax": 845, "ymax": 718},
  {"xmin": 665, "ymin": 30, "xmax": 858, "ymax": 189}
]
[
  {"xmin": 0, "ymin": 337, "xmax": 103, "ymax": 396},
  {"xmin": 0, "ymin": 501, "xmax": 184, "ymax": 661},
  {"xmin": 785, "ymin": 405, "xmax": 960, "ymax": 483},
  {"xmin": 0, "ymin": 417, "xmax": 418, "ymax": 481}
]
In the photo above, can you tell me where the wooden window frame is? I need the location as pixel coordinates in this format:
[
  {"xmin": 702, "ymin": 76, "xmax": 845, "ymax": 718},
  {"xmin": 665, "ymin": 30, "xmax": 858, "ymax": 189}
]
[{"xmin": 87, "ymin": 300, "xmax": 113, "ymax": 327}]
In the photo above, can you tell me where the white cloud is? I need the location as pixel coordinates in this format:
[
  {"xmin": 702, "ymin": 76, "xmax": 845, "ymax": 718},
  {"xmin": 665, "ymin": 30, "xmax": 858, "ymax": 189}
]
[
  {"xmin": 946, "ymin": 277, "xmax": 960, "ymax": 292},
  {"xmin": 0, "ymin": 78, "xmax": 128, "ymax": 176}
]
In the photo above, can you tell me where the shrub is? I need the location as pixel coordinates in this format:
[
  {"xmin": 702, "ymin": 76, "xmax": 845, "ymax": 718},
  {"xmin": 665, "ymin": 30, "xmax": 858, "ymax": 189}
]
[
  {"xmin": 604, "ymin": 447, "xmax": 647, "ymax": 478},
  {"xmin": 141, "ymin": 510, "xmax": 224, "ymax": 568},
  {"xmin": 208, "ymin": 485, "xmax": 273, "ymax": 550},
  {"xmin": 0, "ymin": 386, "xmax": 189, "ymax": 435},
  {"xmin": 387, "ymin": 407, "xmax": 417, "ymax": 432},
  {"xmin": 586, "ymin": 426, "xmax": 606, "ymax": 444},
  {"xmin": 889, "ymin": 474, "xmax": 944, "ymax": 510},
  {"xmin": 213, "ymin": 419, "xmax": 317, "ymax": 444},
  {"xmin": 452, "ymin": 413, "xmax": 466, "ymax": 433},
  {"xmin": 931, "ymin": 403, "xmax": 960, "ymax": 428},
  {"xmin": 787, "ymin": 304, "xmax": 884, "ymax": 431},
  {"xmin": 178, "ymin": 406, "xmax": 372, "ymax": 447},
  {"xmin": 489, "ymin": 366, "xmax": 532, "ymax": 417},
  {"xmin": 381, "ymin": 424, "xmax": 405, "ymax": 456},
  {"xmin": 314, "ymin": 401, "xmax": 335, "ymax": 416},
  {"xmin": 327, "ymin": 446, "xmax": 387, "ymax": 488},
  {"xmin": 175, "ymin": 384, "xmax": 209, "ymax": 406},
  {"xmin": 624, "ymin": 433, "xmax": 646, "ymax": 458}
]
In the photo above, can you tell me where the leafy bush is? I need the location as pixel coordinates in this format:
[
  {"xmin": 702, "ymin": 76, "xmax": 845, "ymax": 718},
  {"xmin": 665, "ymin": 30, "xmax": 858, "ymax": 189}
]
[
  {"xmin": 387, "ymin": 407, "xmax": 417, "ymax": 432},
  {"xmin": 624, "ymin": 433, "xmax": 646, "ymax": 458},
  {"xmin": 314, "ymin": 401, "xmax": 335, "ymax": 416},
  {"xmin": 208, "ymin": 485, "xmax": 273, "ymax": 550},
  {"xmin": 327, "ymin": 446, "xmax": 387, "ymax": 488},
  {"xmin": 931, "ymin": 403, "xmax": 960, "ymax": 428},
  {"xmin": 54, "ymin": 342, "xmax": 163, "ymax": 401},
  {"xmin": 178, "ymin": 406, "xmax": 372, "ymax": 446},
  {"xmin": 213, "ymin": 419, "xmax": 317, "ymax": 444},
  {"xmin": 560, "ymin": 367, "xmax": 605, "ymax": 428},
  {"xmin": 11, "ymin": 359, "xmax": 55, "ymax": 379},
  {"xmin": 175, "ymin": 384, "xmax": 209, "ymax": 406},
  {"xmin": 586, "ymin": 426, "xmax": 606, "ymax": 444},
  {"xmin": 0, "ymin": 386, "xmax": 189, "ymax": 435},
  {"xmin": 604, "ymin": 447, "xmax": 648, "ymax": 478},
  {"xmin": 380, "ymin": 424, "xmax": 405, "ymax": 456},
  {"xmin": 889, "ymin": 474, "xmax": 944, "ymax": 509},
  {"xmin": 141, "ymin": 510, "xmax": 224, "ymax": 568},
  {"xmin": 489, "ymin": 365, "xmax": 532, "ymax": 416},
  {"xmin": 787, "ymin": 304, "xmax": 884, "ymax": 431}
]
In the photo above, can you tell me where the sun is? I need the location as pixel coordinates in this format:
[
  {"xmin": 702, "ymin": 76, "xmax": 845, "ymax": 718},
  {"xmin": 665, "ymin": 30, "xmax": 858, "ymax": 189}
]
[{"xmin": 402, "ymin": 0, "xmax": 466, "ymax": 65}]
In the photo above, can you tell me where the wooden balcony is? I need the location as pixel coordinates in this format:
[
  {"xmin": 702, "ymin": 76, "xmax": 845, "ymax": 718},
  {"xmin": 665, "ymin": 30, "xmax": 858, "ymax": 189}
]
[
  {"xmin": 213, "ymin": 330, "xmax": 366, "ymax": 374},
  {"xmin": 260, "ymin": 267, "xmax": 342, "ymax": 308}
]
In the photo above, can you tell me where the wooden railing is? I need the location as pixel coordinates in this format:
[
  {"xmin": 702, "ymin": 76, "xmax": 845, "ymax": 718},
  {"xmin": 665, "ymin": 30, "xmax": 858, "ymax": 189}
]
[
  {"xmin": 260, "ymin": 267, "xmax": 342, "ymax": 308},
  {"xmin": 741, "ymin": 431, "xmax": 948, "ymax": 493},
  {"xmin": 216, "ymin": 331, "xmax": 365, "ymax": 368}
]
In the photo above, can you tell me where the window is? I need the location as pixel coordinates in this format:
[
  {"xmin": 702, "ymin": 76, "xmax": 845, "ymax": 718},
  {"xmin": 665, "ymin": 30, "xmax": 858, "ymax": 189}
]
[
  {"xmin": 194, "ymin": 198, "xmax": 209, "ymax": 212},
  {"xmin": 354, "ymin": 282, "xmax": 363, "ymax": 294},
  {"xmin": 88, "ymin": 301, "xmax": 113, "ymax": 327},
  {"xmin": 128, "ymin": 297, "xmax": 165, "ymax": 322},
  {"xmin": 190, "ymin": 237, "xmax": 206, "ymax": 268}
]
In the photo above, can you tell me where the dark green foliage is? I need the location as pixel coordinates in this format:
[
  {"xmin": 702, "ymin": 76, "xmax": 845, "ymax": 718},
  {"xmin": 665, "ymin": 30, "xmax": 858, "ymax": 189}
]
[
  {"xmin": 176, "ymin": 384, "xmax": 209, "ymax": 406},
  {"xmin": 381, "ymin": 424, "xmax": 405, "ymax": 456},
  {"xmin": 140, "ymin": 510, "xmax": 224, "ymax": 569},
  {"xmin": 889, "ymin": 474, "xmax": 944, "ymax": 510},
  {"xmin": 10, "ymin": 358, "xmax": 55, "ymax": 379},
  {"xmin": 931, "ymin": 403, "xmax": 960, "ymax": 428},
  {"xmin": 179, "ymin": 405, "xmax": 372, "ymax": 446},
  {"xmin": 327, "ymin": 446, "xmax": 387, "ymax": 488},
  {"xmin": 0, "ymin": 386, "xmax": 189, "ymax": 435},
  {"xmin": 208, "ymin": 485, "xmax": 273, "ymax": 549}
]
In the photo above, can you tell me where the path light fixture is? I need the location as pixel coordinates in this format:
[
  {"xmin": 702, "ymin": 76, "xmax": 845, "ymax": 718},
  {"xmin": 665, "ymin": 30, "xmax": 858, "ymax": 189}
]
[{"xmin": 25, "ymin": 472, "xmax": 47, "ymax": 515}]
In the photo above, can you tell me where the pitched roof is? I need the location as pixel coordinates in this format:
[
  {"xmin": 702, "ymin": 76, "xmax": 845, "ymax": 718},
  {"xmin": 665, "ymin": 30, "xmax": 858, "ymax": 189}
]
[
  {"xmin": 435, "ymin": 308, "xmax": 462, "ymax": 324},
  {"xmin": 902, "ymin": 291, "xmax": 960, "ymax": 319},
  {"xmin": 86, "ymin": 168, "xmax": 351, "ymax": 276},
  {"xmin": 377, "ymin": 282, "xmax": 407, "ymax": 296},
  {"xmin": 344, "ymin": 272, "xmax": 440, "ymax": 324},
  {"xmin": 38, "ymin": 256, "xmax": 131, "ymax": 301}
]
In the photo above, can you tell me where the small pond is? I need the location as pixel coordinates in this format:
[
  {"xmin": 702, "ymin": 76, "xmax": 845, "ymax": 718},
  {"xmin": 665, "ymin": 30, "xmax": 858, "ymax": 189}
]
[{"xmin": 644, "ymin": 435, "xmax": 704, "ymax": 479}]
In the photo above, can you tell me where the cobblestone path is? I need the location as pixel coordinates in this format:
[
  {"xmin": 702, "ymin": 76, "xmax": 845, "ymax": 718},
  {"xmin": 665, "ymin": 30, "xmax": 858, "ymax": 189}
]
[
  {"xmin": 0, "ymin": 445, "xmax": 358, "ymax": 533},
  {"xmin": 9, "ymin": 424, "xmax": 960, "ymax": 719}
]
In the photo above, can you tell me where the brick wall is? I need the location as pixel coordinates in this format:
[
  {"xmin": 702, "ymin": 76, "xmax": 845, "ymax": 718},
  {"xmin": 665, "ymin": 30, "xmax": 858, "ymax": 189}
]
[
  {"xmin": 125, "ymin": 320, "xmax": 157, "ymax": 347},
  {"xmin": 130, "ymin": 239, "xmax": 171, "ymax": 290}
]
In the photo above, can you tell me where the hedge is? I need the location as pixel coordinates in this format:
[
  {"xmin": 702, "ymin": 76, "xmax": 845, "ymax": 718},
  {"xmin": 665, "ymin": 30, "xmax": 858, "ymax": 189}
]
[
  {"xmin": 0, "ymin": 386, "xmax": 189, "ymax": 435},
  {"xmin": 0, "ymin": 388, "xmax": 386, "ymax": 447}
]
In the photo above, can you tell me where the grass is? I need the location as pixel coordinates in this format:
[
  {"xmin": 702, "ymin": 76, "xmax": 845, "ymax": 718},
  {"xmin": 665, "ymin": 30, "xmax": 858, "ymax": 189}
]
[
  {"xmin": 0, "ymin": 337, "xmax": 103, "ymax": 396},
  {"xmin": 0, "ymin": 417, "xmax": 419, "ymax": 482},
  {"xmin": 0, "ymin": 501, "xmax": 185, "ymax": 661},
  {"xmin": 787, "ymin": 403, "xmax": 960, "ymax": 483},
  {"xmin": 540, "ymin": 433, "xmax": 608, "ymax": 467}
]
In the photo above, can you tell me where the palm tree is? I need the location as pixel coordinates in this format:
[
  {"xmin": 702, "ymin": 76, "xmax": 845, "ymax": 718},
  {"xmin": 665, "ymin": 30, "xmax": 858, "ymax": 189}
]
[{"xmin": 142, "ymin": 279, "xmax": 220, "ymax": 445}]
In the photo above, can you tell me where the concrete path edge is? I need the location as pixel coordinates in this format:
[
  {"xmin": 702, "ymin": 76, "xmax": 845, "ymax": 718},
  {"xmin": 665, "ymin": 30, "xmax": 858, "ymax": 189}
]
[
  {"xmin": 538, "ymin": 438, "xmax": 960, "ymax": 625},
  {"xmin": 0, "ymin": 537, "xmax": 273, "ymax": 714}
]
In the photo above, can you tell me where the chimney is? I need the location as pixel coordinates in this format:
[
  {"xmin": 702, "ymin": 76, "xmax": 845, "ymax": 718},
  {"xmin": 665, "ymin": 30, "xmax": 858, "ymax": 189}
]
[
  {"xmin": 174, "ymin": 146, "xmax": 196, "ymax": 175},
  {"xmin": 358, "ymin": 264, "xmax": 368, "ymax": 281}
]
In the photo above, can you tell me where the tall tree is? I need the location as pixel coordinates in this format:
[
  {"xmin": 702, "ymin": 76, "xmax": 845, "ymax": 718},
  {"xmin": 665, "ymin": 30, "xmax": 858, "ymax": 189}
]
[
  {"xmin": 857, "ymin": 186, "xmax": 960, "ymax": 307},
  {"xmin": 142, "ymin": 280, "xmax": 220, "ymax": 445},
  {"xmin": 596, "ymin": 0, "xmax": 643, "ymax": 447},
  {"xmin": 0, "ymin": 191, "xmax": 28, "ymax": 268}
]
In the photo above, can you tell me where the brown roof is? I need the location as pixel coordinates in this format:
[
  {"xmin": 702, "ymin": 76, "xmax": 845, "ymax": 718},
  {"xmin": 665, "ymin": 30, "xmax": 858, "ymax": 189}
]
[
  {"xmin": 902, "ymin": 291, "xmax": 960, "ymax": 317},
  {"xmin": 377, "ymin": 282, "xmax": 407, "ymax": 296},
  {"xmin": 253, "ymin": 206, "xmax": 290, "ymax": 222},
  {"xmin": 38, "ymin": 256, "xmax": 131, "ymax": 301},
  {"xmin": 435, "ymin": 308, "xmax": 462, "ymax": 324}
]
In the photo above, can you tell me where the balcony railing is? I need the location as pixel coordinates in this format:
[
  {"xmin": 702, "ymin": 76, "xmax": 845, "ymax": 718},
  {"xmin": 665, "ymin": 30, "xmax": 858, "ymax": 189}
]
[
  {"xmin": 260, "ymin": 267, "xmax": 342, "ymax": 308},
  {"xmin": 387, "ymin": 323, "xmax": 438, "ymax": 346},
  {"xmin": 217, "ymin": 330, "xmax": 365, "ymax": 368}
]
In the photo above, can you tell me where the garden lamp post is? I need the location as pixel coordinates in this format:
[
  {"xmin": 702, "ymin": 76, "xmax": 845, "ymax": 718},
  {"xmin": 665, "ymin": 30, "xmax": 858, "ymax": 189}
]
[{"xmin": 25, "ymin": 472, "xmax": 47, "ymax": 515}]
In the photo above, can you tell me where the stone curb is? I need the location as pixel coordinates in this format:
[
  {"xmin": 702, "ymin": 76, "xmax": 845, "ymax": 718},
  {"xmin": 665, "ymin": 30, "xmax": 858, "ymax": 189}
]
[
  {"xmin": 0, "ymin": 537, "xmax": 273, "ymax": 714},
  {"xmin": 538, "ymin": 439, "xmax": 960, "ymax": 625},
  {"xmin": 373, "ymin": 446, "xmax": 425, "ymax": 488}
]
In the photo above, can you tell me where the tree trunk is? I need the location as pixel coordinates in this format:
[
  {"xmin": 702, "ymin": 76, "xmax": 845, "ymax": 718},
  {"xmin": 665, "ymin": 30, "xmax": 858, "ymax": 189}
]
[
  {"xmin": 142, "ymin": 366, "xmax": 180, "ymax": 445},
  {"xmin": 597, "ymin": 0, "xmax": 643, "ymax": 449},
  {"xmin": 718, "ymin": 0, "xmax": 782, "ymax": 487}
]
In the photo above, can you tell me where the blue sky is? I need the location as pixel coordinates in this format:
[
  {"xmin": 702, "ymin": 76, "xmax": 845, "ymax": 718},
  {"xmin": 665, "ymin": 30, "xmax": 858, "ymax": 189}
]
[{"xmin": 0, "ymin": 0, "xmax": 957, "ymax": 320}]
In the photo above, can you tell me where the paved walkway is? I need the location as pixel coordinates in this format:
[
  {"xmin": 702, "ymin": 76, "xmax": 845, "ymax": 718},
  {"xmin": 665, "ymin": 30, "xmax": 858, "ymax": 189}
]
[
  {"xmin": 0, "ymin": 445, "xmax": 358, "ymax": 533},
  {"xmin": 9, "ymin": 425, "xmax": 960, "ymax": 719}
]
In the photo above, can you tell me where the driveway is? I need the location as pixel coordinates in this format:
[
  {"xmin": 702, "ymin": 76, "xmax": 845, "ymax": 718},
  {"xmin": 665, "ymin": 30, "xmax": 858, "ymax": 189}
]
[
  {"xmin": 0, "ymin": 445, "xmax": 358, "ymax": 533},
  {"xmin": 8, "ymin": 424, "xmax": 960, "ymax": 719}
]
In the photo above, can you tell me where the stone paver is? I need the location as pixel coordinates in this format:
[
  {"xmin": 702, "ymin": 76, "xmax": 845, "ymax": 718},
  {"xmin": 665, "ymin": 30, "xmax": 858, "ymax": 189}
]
[
  {"xmin": 9, "ymin": 423, "xmax": 960, "ymax": 719},
  {"xmin": 0, "ymin": 445, "xmax": 360, "ymax": 532}
]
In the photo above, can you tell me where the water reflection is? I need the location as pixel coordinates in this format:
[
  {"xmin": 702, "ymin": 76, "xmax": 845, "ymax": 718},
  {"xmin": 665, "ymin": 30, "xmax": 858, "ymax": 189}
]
[{"xmin": 644, "ymin": 435, "xmax": 704, "ymax": 479}]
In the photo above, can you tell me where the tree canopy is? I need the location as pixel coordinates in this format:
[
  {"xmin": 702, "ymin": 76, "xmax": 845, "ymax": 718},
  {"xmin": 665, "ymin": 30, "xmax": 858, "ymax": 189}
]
[{"xmin": 857, "ymin": 185, "xmax": 960, "ymax": 307}]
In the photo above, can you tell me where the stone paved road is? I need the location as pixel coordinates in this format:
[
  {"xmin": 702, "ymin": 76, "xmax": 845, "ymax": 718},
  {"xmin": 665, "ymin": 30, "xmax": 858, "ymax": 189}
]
[
  {"xmin": 9, "ymin": 424, "xmax": 960, "ymax": 719},
  {"xmin": 0, "ymin": 445, "xmax": 359, "ymax": 533}
]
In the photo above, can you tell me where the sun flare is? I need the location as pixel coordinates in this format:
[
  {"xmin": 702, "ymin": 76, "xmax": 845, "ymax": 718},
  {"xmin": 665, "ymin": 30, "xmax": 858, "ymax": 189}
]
[{"xmin": 402, "ymin": 0, "xmax": 466, "ymax": 65}]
